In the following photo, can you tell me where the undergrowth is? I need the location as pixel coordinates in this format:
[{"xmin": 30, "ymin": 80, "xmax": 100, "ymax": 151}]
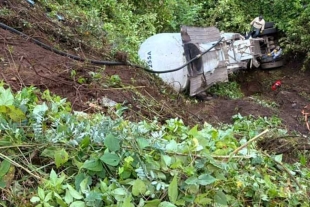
[
  {"xmin": 208, "ymin": 81, "xmax": 244, "ymax": 99},
  {"xmin": 0, "ymin": 85, "xmax": 309, "ymax": 207}
]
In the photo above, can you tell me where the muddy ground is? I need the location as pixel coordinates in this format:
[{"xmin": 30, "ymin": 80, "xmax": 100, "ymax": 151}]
[{"xmin": 1, "ymin": 1, "xmax": 310, "ymax": 144}]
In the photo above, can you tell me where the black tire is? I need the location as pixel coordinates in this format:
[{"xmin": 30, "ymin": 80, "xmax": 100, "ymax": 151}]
[
  {"xmin": 261, "ymin": 59, "xmax": 284, "ymax": 69},
  {"xmin": 264, "ymin": 22, "xmax": 275, "ymax": 29},
  {"xmin": 261, "ymin": 56, "xmax": 273, "ymax": 63},
  {"xmin": 260, "ymin": 28, "xmax": 277, "ymax": 36}
]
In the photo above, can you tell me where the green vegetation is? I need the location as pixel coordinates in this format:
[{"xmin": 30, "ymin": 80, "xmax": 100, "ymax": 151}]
[
  {"xmin": 209, "ymin": 81, "xmax": 244, "ymax": 99},
  {"xmin": 249, "ymin": 96, "xmax": 279, "ymax": 109},
  {"xmin": 1, "ymin": 1, "xmax": 310, "ymax": 206},
  {"xmin": 0, "ymin": 85, "xmax": 309, "ymax": 206},
  {"xmin": 35, "ymin": 0, "xmax": 309, "ymax": 68}
]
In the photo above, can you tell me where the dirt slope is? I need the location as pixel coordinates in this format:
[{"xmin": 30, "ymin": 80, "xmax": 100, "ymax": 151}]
[{"xmin": 1, "ymin": 0, "xmax": 310, "ymax": 137}]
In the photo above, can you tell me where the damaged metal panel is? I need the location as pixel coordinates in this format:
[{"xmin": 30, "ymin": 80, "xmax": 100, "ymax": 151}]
[
  {"xmin": 189, "ymin": 60, "xmax": 228, "ymax": 96},
  {"xmin": 181, "ymin": 26, "xmax": 221, "ymax": 44},
  {"xmin": 189, "ymin": 74, "xmax": 207, "ymax": 96},
  {"xmin": 201, "ymin": 49, "xmax": 222, "ymax": 72},
  {"xmin": 250, "ymin": 39, "xmax": 262, "ymax": 56},
  {"xmin": 181, "ymin": 25, "xmax": 228, "ymax": 96},
  {"xmin": 204, "ymin": 62, "xmax": 229, "ymax": 85}
]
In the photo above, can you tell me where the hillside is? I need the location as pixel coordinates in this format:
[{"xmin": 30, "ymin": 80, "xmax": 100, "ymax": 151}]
[
  {"xmin": 1, "ymin": 0, "xmax": 310, "ymax": 206},
  {"xmin": 1, "ymin": 0, "xmax": 310, "ymax": 135}
]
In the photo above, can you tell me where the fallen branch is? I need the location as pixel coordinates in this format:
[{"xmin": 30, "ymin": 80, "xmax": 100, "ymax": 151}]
[
  {"xmin": 228, "ymin": 129, "xmax": 269, "ymax": 162},
  {"xmin": 100, "ymin": 86, "xmax": 146, "ymax": 90},
  {"xmin": 262, "ymin": 151, "xmax": 305, "ymax": 192},
  {"xmin": 0, "ymin": 152, "xmax": 41, "ymax": 180}
]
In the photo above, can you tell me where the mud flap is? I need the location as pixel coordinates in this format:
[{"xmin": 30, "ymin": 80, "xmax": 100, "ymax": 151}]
[{"xmin": 189, "ymin": 62, "xmax": 228, "ymax": 96}]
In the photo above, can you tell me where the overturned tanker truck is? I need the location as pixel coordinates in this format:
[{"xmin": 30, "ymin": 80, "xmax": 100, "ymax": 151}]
[{"xmin": 138, "ymin": 22, "xmax": 283, "ymax": 96}]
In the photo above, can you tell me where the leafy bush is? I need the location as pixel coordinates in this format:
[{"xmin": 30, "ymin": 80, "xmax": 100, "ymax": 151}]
[
  {"xmin": 208, "ymin": 81, "xmax": 244, "ymax": 99},
  {"xmin": 0, "ymin": 85, "xmax": 309, "ymax": 206},
  {"xmin": 37, "ymin": 0, "xmax": 309, "ymax": 67}
]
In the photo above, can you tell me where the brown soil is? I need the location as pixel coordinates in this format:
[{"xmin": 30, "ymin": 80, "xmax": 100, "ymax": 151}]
[{"xmin": 1, "ymin": 0, "xmax": 310, "ymax": 138}]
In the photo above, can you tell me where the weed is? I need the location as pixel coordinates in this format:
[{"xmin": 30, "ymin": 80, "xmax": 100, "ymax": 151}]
[
  {"xmin": 106, "ymin": 75, "xmax": 122, "ymax": 87},
  {"xmin": 250, "ymin": 95, "xmax": 279, "ymax": 108},
  {"xmin": 208, "ymin": 81, "xmax": 244, "ymax": 99}
]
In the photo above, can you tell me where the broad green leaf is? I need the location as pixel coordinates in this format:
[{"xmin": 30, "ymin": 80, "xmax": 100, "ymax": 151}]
[
  {"xmin": 67, "ymin": 184, "xmax": 83, "ymax": 199},
  {"xmin": 144, "ymin": 199, "xmax": 161, "ymax": 207},
  {"xmin": 121, "ymin": 196, "xmax": 134, "ymax": 207},
  {"xmin": 113, "ymin": 188, "xmax": 127, "ymax": 196},
  {"xmin": 80, "ymin": 137, "xmax": 90, "ymax": 148},
  {"xmin": 79, "ymin": 177, "xmax": 90, "ymax": 193},
  {"xmin": 100, "ymin": 153, "xmax": 120, "ymax": 166},
  {"xmin": 33, "ymin": 103, "xmax": 48, "ymax": 115},
  {"xmin": 168, "ymin": 175, "xmax": 178, "ymax": 203},
  {"xmin": 44, "ymin": 192, "xmax": 52, "ymax": 202},
  {"xmin": 0, "ymin": 140, "xmax": 12, "ymax": 146},
  {"xmin": 124, "ymin": 156, "xmax": 134, "ymax": 164},
  {"xmin": 198, "ymin": 174, "xmax": 217, "ymax": 186},
  {"xmin": 38, "ymin": 187, "xmax": 45, "ymax": 200},
  {"xmin": 175, "ymin": 199, "xmax": 186, "ymax": 206},
  {"xmin": 65, "ymin": 189, "xmax": 73, "ymax": 204},
  {"xmin": 112, "ymin": 188, "xmax": 127, "ymax": 201},
  {"xmin": 84, "ymin": 192, "xmax": 102, "ymax": 202},
  {"xmin": 54, "ymin": 148, "xmax": 69, "ymax": 168},
  {"xmin": 0, "ymin": 87, "xmax": 14, "ymax": 106},
  {"xmin": 30, "ymin": 196, "xmax": 41, "ymax": 203},
  {"xmin": 0, "ymin": 180, "xmax": 6, "ymax": 188},
  {"xmin": 0, "ymin": 105, "xmax": 7, "ymax": 113},
  {"xmin": 158, "ymin": 201, "xmax": 177, "ymax": 207},
  {"xmin": 54, "ymin": 193, "xmax": 67, "ymax": 207},
  {"xmin": 75, "ymin": 173, "xmax": 86, "ymax": 192},
  {"xmin": 166, "ymin": 140, "xmax": 178, "ymax": 152},
  {"xmin": 41, "ymin": 147, "xmax": 58, "ymax": 159},
  {"xmin": 49, "ymin": 169, "xmax": 58, "ymax": 183},
  {"xmin": 300, "ymin": 154, "xmax": 307, "ymax": 166},
  {"xmin": 104, "ymin": 133, "xmax": 120, "ymax": 152},
  {"xmin": 161, "ymin": 154, "xmax": 172, "ymax": 167},
  {"xmin": 6, "ymin": 105, "xmax": 26, "ymax": 122},
  {"xmin": 82, "ymin": 159, "xmax": 103, "ymax": 171},
  {"xmin": 137, "ymin": 138, "xmax": 150, "ymax": 149},
  {"xmin": 69, "ymin": 201, "xmax": 86, "ymax": 207},
  {"xmin": 0, "ymin": 160, "xmax": 10, "ymax": 178},
  {"xmin": 132, "ymin": 179, "xmax": 147, "ymax": 196},
  {"xmin": 194, "ymin": 193, "xmax": 212, "ymax": 205},
  {"xmin": 214, "ymin": 190, "xmax": 227, "ymax": 206},
  {"xmin": 188, "ymin": 125, "xmax": 199, "ymax": 137},
  {"xmin": 185, "ymin": 176, "xmax": 198, "ymax": 185},
  {"xmin": 274, "ymin": 154, "xmax": 283, "ymax": 163}
]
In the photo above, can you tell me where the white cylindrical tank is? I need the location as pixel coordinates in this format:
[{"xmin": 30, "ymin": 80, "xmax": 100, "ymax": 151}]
[{"xmin": 138, "ymin": 33, "xmax": 189, "ymax": 92}]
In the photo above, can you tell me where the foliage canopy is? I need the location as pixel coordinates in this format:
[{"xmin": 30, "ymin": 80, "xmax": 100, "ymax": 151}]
[{"xmin": 37, "ymin": 0, "xmax": 309, "ymax": 67}]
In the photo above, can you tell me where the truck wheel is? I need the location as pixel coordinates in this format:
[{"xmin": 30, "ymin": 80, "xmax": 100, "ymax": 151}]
[
  {"xmin": 261, "ymin": 59, "xmax": 284, "ymax": 69},
  {"xmin": 261, "ymin": 56, "xmax": 273, "ymax": 63},
  {"xmin": 264, "ymin": 22, "xmax": 275, "ymax": 29}
]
